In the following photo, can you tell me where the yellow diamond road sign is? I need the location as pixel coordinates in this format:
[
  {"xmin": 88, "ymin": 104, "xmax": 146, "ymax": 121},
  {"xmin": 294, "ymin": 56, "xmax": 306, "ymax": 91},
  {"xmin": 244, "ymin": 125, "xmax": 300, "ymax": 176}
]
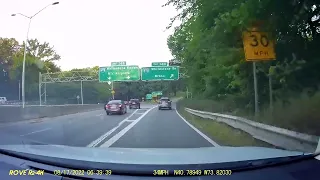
[
  {"xmin": 111, "ymin": 90, "xmax": 115, "ymax": 94},
  {"xmin": 242, "ymin": 31, "xmax": 276, "ymax": 61}
]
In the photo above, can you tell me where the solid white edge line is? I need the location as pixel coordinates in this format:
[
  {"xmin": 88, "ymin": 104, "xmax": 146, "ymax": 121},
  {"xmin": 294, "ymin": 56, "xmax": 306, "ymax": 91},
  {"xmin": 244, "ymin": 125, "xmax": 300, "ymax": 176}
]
[
  {"xmin": 86, "ymin": 109, "xmax": 139, "ymax": 147},
  {"xmin": 99, "ymin": 106, "xmax": 157, "ymax": 148},
  {"xmin": 175, "ymin": 108, "xmax": 220, "ymax": 147}
]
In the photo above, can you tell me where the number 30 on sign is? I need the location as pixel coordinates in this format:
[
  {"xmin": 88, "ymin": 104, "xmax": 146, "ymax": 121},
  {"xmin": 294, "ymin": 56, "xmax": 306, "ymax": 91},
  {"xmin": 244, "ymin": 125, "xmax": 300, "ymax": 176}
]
[{"xmin": 242, "ymin": 31, "xmax": 276, "ymax": 61}]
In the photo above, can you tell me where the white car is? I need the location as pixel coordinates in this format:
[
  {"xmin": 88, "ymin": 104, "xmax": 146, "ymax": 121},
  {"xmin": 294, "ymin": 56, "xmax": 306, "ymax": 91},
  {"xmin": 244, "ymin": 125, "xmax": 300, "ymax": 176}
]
[
  {"xmin": 158, "ymin": 97, "xmax": 172, "ymax": 110},
  {"xmin": 0, "ymin": 97, "xmax": 7, "ymax": 104}
]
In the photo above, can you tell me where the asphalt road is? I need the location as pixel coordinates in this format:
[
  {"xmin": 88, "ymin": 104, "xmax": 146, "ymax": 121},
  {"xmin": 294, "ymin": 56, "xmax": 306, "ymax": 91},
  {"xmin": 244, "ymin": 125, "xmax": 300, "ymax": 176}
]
[{"xmin": 0, "ymin": 102, "xmax": 218, "ymax": 148}]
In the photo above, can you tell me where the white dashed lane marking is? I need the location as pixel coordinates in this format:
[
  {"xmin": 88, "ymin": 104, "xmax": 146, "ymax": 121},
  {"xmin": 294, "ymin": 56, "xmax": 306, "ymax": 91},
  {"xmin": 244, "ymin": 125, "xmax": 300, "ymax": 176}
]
[{"xmin": 20, "ymin": 128, "xmax": 51, "ymax": 137}]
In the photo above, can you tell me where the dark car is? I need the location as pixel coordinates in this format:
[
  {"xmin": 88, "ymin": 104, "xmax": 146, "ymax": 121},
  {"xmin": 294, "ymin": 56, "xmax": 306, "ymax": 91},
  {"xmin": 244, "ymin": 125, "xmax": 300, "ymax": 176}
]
[
  {"xmin": 129, "ymin": 99, "xmax": 140, "ymax": 109},
  {"xmin": 104, "ymin": 100, "xmax": 127, "ymax": 115},
  {"xmin": 158, "ymin": 97, "xmax": 172, "ymax": 110}
]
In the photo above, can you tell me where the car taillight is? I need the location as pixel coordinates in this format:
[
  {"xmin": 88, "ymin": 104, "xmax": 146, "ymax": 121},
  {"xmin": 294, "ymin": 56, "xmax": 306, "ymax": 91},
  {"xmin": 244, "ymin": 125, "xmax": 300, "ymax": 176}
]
[{"xmin": 106, "ymin": 105, "xmax": 110, "ymax": 109}]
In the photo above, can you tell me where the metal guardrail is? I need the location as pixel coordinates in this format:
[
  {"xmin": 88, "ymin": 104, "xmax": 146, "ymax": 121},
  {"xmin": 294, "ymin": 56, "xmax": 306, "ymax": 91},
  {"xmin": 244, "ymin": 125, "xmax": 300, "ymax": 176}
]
[
  {"xmin": 1, "ymin": 100, "xmax": 90, "ymax": 106},
  {"xmin": 1, "ymin": 100, "xmax": 41, "ymax": 105},
  {"xmin": 185, "ymin": 107, "xmax": 319, "ymax": 153}
]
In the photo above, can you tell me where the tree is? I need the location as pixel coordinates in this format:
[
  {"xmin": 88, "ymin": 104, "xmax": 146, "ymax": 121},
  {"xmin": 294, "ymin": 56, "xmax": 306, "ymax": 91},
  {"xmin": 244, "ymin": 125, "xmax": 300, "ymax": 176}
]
[
  {"xmin": 26, "ymin": 39, "xmax": 61, "ymax": 73},
  {"xmin": 0, "ymin": 35, "xmax": 185, "ymax": 102},
  {"xmin": 0, "ymin": 38, "xmax": 20, "ymax": 81},
  {"xmin": 0, "ymin": 38, "xmax": 62, "ymax": 100},
  {"xmin": 165, "ymin": 0, "xmax": 320, "ymax": 110},
  {"xmin": 0, "ymin": 38, "xmax": 21, "ymax": 99},
  {"xmin": 27, "ymin": 39, "xmax": 61, "ymax": 62}
]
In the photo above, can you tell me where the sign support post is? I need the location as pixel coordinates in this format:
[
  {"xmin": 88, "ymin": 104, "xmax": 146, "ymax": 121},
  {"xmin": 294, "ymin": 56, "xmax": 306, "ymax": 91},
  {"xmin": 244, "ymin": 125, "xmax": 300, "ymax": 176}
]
[
  {"xmin": 269, "ymin": 73, "xmax": 273, "ymax": 113},
  {"xmin": 44, "ymin": 82, "xmax": 47, "ymax": 104},
  {"xmin": 186, "ymin": 87, "xmax": 189, "ymax": 99},
  {"xmin": 80, "ymin": 81, "xmax": 84, "ymax": 105},
  {"xmin": 253, "ymin": 62, "xmax": 259, "ymax": 117},
  {"xmin": 112, "ymin": 82, "xmax": 114, "ymax": 99},
  {"xmin": 242, "ymin": 28, "xmax": 276, "ymax": 118}
]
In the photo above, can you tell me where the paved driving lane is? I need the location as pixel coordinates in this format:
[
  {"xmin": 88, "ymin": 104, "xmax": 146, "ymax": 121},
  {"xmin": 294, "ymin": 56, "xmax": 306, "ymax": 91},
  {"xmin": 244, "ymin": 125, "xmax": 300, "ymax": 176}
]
[
  {"xmin": 0, "ymin": 107, "xmax": 141, "ymax": 146},
  {"xmin": 1, "ymin": 102, "xmax": 217, "ymax": 148},
  {"xmin": 99, "ymin": 103, "xmax": 217, "ymax": 148}
]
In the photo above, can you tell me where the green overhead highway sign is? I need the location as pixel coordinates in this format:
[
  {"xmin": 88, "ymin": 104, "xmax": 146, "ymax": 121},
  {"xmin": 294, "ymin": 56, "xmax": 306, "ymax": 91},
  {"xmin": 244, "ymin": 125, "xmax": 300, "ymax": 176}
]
[
  {"xmin": 152, "ymin": 62, "xmax": 168, "ymax": 66},
  {"xmin": 146, "ymin": 94, "xmax": 152, "ymax": 100},
  {"xmin": 111, "ymin": 61, "xmax": 126, "ymax": 66},
  {"xmin": 99, "ymin": 65, "xmax": 140, "ymax": 82},
  {"xmin": 141, "ymin": 66, "xmax": 179, "ymax": 81}
]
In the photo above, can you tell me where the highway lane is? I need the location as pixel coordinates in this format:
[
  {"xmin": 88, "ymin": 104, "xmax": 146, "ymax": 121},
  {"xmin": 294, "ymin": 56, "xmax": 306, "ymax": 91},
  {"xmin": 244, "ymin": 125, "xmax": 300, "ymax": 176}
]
[
  {"xmin": 1, "ymin": 102, "xmax": 218, "ymax": 148},
  {"xmin": 99, "ymin": 103, "xmax": 218, "ymax": 148},
  {"xmin": 0, "ymin": 105, "xmax": 154, "ymax": 147}
]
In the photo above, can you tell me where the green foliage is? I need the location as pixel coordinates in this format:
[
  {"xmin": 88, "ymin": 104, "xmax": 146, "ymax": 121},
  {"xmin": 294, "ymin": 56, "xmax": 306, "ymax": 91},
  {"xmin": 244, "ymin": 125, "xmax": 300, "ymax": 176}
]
[
  {"xmin": 165, "ymin": 0, "xmax": 320, "ymax": 134},
  {"xmin": 165, "ymin": 0, "xmax": 320, "ymax": 107},
  {"xmin": 259, "ymin": 91, "xmax": 320, "ymax": 135},
  {"xmin": 179, "ymin": 91, "xmax": 320, "ymax": 136},
  {"xmin": 26, "ymin": 39, "xmax": 61, "ymax": 62},
  {"xmin": 0, "ymin": 37, "xmax": 186, "ymax": 103}
]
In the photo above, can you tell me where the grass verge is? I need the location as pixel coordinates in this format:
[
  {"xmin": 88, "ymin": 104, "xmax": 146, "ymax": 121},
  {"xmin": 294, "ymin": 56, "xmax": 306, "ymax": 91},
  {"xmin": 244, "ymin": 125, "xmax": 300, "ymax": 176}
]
[{"xmin": 177, "ymin": 105, "xmax": 275, "ymax": 148}]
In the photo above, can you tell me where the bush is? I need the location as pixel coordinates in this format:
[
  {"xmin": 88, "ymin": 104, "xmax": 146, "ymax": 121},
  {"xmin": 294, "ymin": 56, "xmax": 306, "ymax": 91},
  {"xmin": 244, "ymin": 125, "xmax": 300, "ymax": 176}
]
[
  {"xmin": 179, "ymin": 92, "xmax": 320, "ymax": 136},
  {"xmin": 258, "ymin": 92, "xmax": 320, "ymax": 135}
]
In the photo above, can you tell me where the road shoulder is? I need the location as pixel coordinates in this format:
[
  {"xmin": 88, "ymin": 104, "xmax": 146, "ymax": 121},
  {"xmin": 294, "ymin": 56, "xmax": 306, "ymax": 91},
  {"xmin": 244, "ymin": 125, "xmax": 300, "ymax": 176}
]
[{"xmin": 177, "ymin": 104, "xmax": 275, "ymax": 148}]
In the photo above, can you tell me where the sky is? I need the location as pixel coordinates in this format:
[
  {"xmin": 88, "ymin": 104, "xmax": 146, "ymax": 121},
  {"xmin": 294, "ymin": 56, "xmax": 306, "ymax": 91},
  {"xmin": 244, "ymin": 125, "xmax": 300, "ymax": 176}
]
[{"xmin": 0, "ymin": 0, "xmax": 179, "ymax": 70}]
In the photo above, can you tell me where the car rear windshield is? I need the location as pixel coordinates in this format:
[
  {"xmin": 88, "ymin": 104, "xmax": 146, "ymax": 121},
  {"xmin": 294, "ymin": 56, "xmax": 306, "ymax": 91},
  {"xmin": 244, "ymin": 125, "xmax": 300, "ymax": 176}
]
[
  {"xmin": 108, "ymin": 100, "xmax": 122, "ymax": 104},
  {"xmin": 130, "ymin": 99, "xmax": 139, "ymax": 102}
]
